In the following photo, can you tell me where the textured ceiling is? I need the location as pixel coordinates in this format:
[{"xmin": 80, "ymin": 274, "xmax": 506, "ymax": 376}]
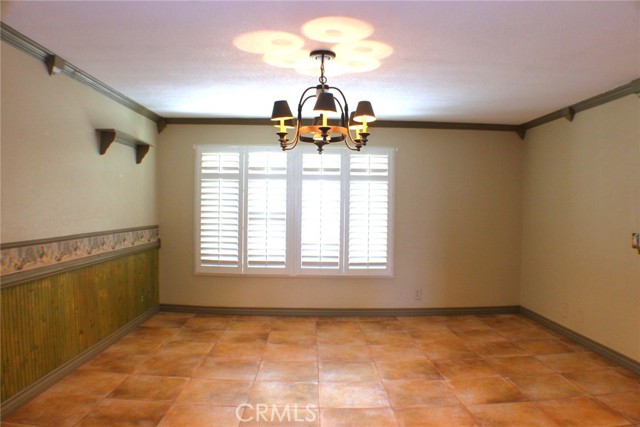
[{"xmin": 2, "ymin": 1, "xmax": 639, "ymax": 124}]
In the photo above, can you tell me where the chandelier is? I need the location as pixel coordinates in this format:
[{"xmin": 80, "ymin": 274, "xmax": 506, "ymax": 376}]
[{"xmin": 270, "ymin": 50, "xmax": 376, "ymax": 154}]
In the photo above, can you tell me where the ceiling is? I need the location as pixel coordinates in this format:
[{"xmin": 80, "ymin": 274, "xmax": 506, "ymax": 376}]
[{"xmin": 2, "ymin": 1, "xmax": 639, "ymax": 125}]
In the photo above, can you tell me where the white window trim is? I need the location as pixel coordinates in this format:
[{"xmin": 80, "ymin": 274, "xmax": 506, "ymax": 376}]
[{"xmin": 194, "ymin": 144, "xmax": 395, "ymax": 278}]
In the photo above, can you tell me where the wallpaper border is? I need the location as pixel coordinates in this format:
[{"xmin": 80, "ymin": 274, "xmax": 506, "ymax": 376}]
[{"xmin": 0, "ymin": 226, "xmax": 159, "ymax": 288}]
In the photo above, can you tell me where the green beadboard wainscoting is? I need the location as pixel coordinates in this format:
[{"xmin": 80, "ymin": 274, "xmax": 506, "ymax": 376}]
[{"xmin": 1, "ymin": 248, "xmax": 159, "ymax": 403}]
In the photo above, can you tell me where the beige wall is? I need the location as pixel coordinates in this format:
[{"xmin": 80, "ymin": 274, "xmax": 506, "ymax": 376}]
[
  {"xmin": 521, "ymin": 95, "xmax": 640, "ymax": 361},
  {"xmin": 1, "ymin": 44, "xmax": 158, "ymax": 243},
  {"xmin": 158, "ymin": 125, "xmax": 523, "ymax": 309}
]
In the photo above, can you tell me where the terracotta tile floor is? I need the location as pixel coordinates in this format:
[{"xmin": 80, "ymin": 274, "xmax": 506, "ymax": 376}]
[{"xmin": 4, "ymin": 313, "xmax": 640, "ymax": 427}]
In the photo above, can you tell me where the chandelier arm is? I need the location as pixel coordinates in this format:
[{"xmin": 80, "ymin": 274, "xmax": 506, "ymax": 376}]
[
  {"xmin": 327, "ymin": 85, "xmax": 350, "ymax": 126},
  {"xmin": 298, "ymin": 86, "xmax": 319, "ymax": 109},
  {"xmin": 332, "ymin": 97, "xmax": 346, "ymax": 126},
  {"xmin": 343, "ymin": 131, "xmax": 362, "ymax": 151}
]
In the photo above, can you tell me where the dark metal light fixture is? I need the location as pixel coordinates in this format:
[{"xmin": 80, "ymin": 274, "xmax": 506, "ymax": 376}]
[{"xmin": 271, "ymin": 50, "xmax": 376, "ymax": 153}]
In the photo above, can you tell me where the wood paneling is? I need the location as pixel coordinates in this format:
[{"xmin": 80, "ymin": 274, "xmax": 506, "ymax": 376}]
[{"xmin": 1, "ymin": 249, "xmax": 158, "ymax": 401}]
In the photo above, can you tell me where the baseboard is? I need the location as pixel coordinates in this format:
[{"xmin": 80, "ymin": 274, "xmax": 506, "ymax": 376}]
[
  {"xmin": 160, "ymin": 304, "xmax": 520, "ymax": 317},
  {"xmin": 0, "ymin": 305, "xmax": 160, "ymax": 419},
  {"xmin": 520, "ymin": 307, "xmax": 640, "ymax": 376}
]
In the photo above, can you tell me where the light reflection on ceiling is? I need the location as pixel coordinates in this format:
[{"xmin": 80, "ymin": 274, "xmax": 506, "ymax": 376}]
[{"xmin": 233, "ymin": 16, "xmax": 393, "ymax": 76}]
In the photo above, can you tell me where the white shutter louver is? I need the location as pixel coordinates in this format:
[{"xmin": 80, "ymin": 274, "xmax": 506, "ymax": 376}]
[
  {"xmin": 199, "ymin": 152, "xmax": 241, "ymax": 268},
  {"xmin": 246, "ymin": 152, "xmax": 288, "ymax": 269},
  {"xmin": 300, "ymin": 153, "xmax": 341, "ymax": 269},
  {"xmin": 348, "ymin": 154, "xmax": 390, "ymax": 270}
]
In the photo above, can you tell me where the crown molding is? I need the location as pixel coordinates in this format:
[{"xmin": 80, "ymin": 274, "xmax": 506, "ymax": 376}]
[
  {"xmin": 164, "ymin": 117, "xmax": 522, "ymax": 134},
  {"xmin": 2, "ymin": 22, "xmax": 638, "ymax": 139},
  {"xmin": 520, "ymin": 78, "xmax": 640, "ymax": 132},
  {"xmin": 0, "ymin": 22, "xmax": 163, "ymax": 127}
]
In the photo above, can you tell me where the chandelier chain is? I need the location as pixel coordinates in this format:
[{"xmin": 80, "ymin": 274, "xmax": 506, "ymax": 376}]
[{"xmin": 319, "ymin": 54, "xmax": 327, "ymax": 85}]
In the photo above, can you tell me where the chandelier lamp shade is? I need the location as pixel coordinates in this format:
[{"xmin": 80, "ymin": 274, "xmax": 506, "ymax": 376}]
[{"xmin": 271, "ymin": 50, "xmax": 376, "ymax": 153}]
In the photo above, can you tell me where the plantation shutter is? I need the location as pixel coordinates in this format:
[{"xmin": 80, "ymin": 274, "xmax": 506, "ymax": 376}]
[
  {"xmin": 195, "ymin": 145, "xmax": 393, "ymax": 276},
  {"xmin": 198, "ymin": 151, "xmax": 242, "ymax": 270},
  {"xmin": 300, "ymin": 153, "xmax": 342, "ymax": 270},
  {"xmin": 246, "ymin": 151, "xmax": 288, "ymax": 269},
  {"xmin": 348, "ymin": 154, "xmax": 390, "ymax": 270}
]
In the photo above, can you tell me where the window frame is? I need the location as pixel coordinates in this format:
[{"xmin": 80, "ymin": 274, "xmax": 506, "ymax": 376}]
[{"xmin": 194, "ymin": 144, "xmax": 395, "ymax": 278}]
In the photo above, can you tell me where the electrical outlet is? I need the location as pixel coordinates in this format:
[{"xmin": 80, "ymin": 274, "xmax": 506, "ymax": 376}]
[
  {"xmin": 140, "ymin": 295, "xmax": 145, "ymax": 302},
  {"xmin": 414, "ymin": 289, "xmax": 423, "ymax": 301}
]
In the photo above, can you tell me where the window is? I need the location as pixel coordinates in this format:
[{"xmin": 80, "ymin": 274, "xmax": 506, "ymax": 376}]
[{"xmin": 195, "ymin": 145, "xmax": 394, "ymax": 276}]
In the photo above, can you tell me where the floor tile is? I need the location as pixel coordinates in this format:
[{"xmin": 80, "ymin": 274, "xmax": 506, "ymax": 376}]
[
  {"xmin": 497, "ymin": 326, "xmax": 555, "ymax": 341},
  {"xmin": 171, "ymin": 328, "xmax": 225, "ymax": 342},
  {"xmin": 320, "ymin": 407, "xmax": 399, "ymax": 427},
  {"xmin": 109, "ymin": 374, "xmax": 189, "ymax": 402},
  {"xmin": 228, "ymin": 318, "xmax": 273, "ymax": 333},
  {"xmin": 597, "ymin": 390, "xmax": 640, "ymax": 423},
  {"xmin": 448, "ymin": 376, "xmax": 525, "ymax": 405},
  {"xmin": 451, "ymin": 328, "xmax": 507, "ymax": 343},
  {"xmin": 6, "ymin": 313, "xmax": 639, "ymax": 427},
  {"xmin": 238, "ymin": 404, "xmax": 319, "ymax": 426},
  {"xmin": 268, "ymin": 330, "xmax": 315, "ymax": 345},
  {"xmin": 364, "ymin": 330, "xmax": 415, "ymax": 346},
  {"xmin": 218, "ymin": 331, "xmax": 270, "ymax": 344},
  {"xmin": 395, "ymin": 405, "xmax": 476, "ymax": 427},
  {"xmin": 249, "ymin": 381, "xmax": 319, "ymax": 407},
  {"xmin": 182, "ymin": 315, "xmax": 233, "ymax": 330},
  {"xmin": 134, "ymin": 354, "xmax": 205, "ymax": 377},
  {"xmin": 81, "ymin": 349, "xmax": 149, "ymax": 374},
  {"xmin": 105, "ymin": 336, "xmax": 165, "ymax": 355},
  {"xmin": 359, "ymin": 319, "xmax": 405, "ymax": 334},
  {"xmin": 418, "ymin": 340, "xmax": 477, "ymax": 361},
  {"xmin": 536, "ymin": 352, "xmax": 615, "ymax": 373},
  {"xmin": 46, "ymin": 369, "xmax": 127, "ymax": 397},
  {"xmin": 317, "ymin": 344, "xmax": 372, "ymax": 362},
  {"xmin": 319, "ymin": 361, "xmax": 379, "ymax": 382},
  {"xmin": 159, "ymin": 404, "xmax": 240, "ymax": 427},
  {"xmin": 564, "ymin": 369, "xmax": 640, "ymax": 395},
  {"xmin": 262, "ymin": 343, "xmax": 317, "ymax": 361},
  {"xmin": 466, "ymin": 340, "xmax": 529, "ymax": 358},
  {"xmin": 143, "ymin": 312, "xmax": 193, "ymax": 328},
  {"xmin": 155, "ymin": 340, "xmax": 214, "ymax": 357},
  {"xmin": 1, "ymin": 422, "xmax": 42, "ymax": 427},
  {"xmin": 271, "ymin": 318, "xmax": 317, "ymax": 332},
  {"xmin": 409, "ymin": 330, "xmax": 460, "ymax": 342},
  {"xmin": 370, "ymin": 344, "xmax": 427, "ymax": 361},
  {"xmin": 316, "ymin": 331, "xmax": 367, "ymax": 346},
  {"xmin": 434, "ymin": 358, "xmax": 499, "ymax": 379},
  {"xmin": 515, "ymin": 339, "xmax": 575, "ymax": 355},
  {"xmin": 209, "ymin": 342, "xmax": 266, "ymax": 360},
  {"xmin": 128, "ymin": 326, "xmax": 180, "ymax": 341},
  {"xmin": 481, "ymin": 316, "xmax": 531, "ymax": 330},
  {"xmin": 76, "ymin": 398, "xmax": 170, "ymax": 427},
  {"xmin": 376, "ymin": 359, "xmax": 441, "ymax": 380},
  {"xmin": 5, "ymin": 392, "xmax": 98, "ymax": 427},
  {"xmin": 538, "ymin": 396, "xmax": 633, "ymax": 426},
  {"xmin": 508, "ymin": 373, "xmax": 586, "ymax": 400},
  {"xmin": 193, "ymin": 358, "xmax": 260, "ymax": 381},
  {"xmin": 468, "ymin": 402, "xmax": 558, "ymax": 426},
  {"xmin": 316, "ymin": 320, "xmax": 362, "ymax": 333},
  {"xmin": 258, "ymin": 361, "xmax": 319, "ymax": 382},
  {"xmin": 485, "ymin": 355, "xmax": 555, "ymax": 376},
  {"xmin": 383, "ymin": 379, "xmax": 459, "ymax": 407},
  {"xmin": 319, "ymin": 381, "xmax": 389, "ymax": 408},
  {"xmin": 177, "ymin": 378, "xmax": 252, "ymax": 405}
]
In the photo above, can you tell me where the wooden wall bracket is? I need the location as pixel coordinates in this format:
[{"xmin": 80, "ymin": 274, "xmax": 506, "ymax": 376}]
[{"xmin": 96, "ymin": 129, "xmax": 151, "ymax": 164}]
